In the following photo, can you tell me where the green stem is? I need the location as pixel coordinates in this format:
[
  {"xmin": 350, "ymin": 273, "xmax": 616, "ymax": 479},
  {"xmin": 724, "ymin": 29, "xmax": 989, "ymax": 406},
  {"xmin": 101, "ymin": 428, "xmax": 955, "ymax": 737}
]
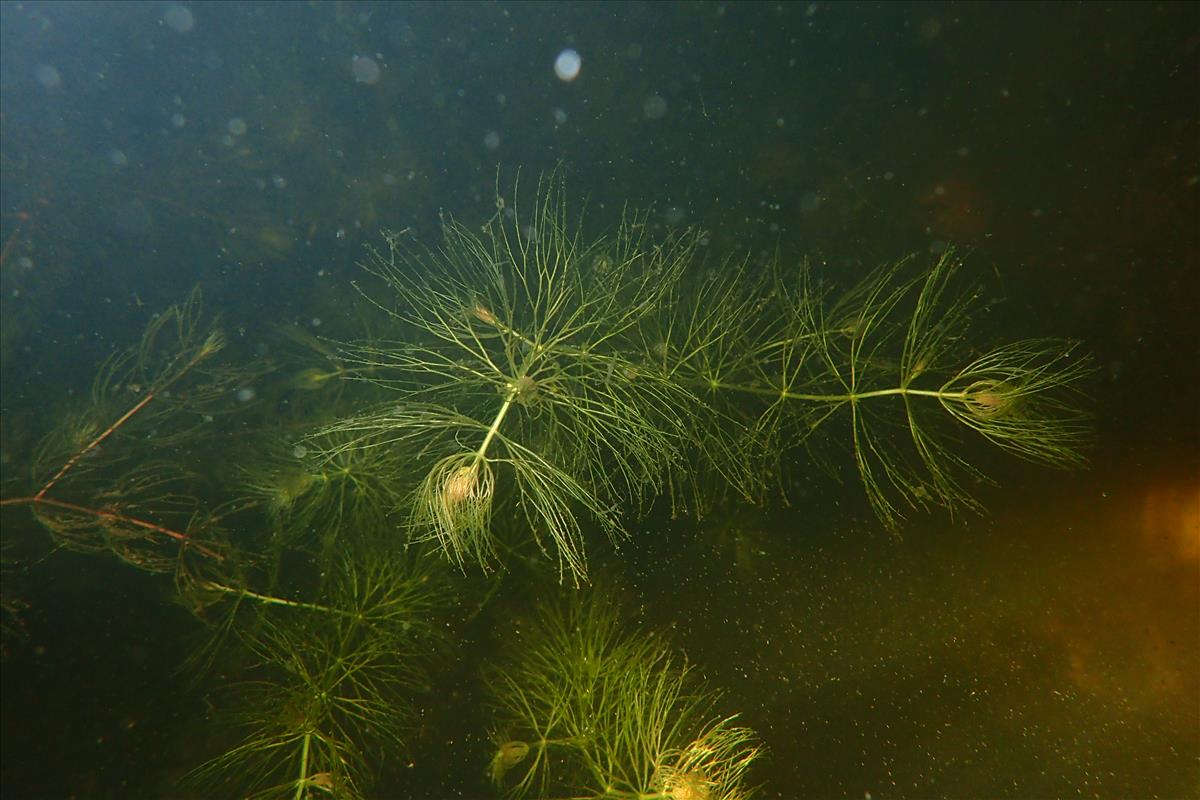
[
  {"xmin": 293, "ymin": 732, "xmax": 312, "ymax": 800},
  {"xmin": 199, "ymin": 580, "xmax": 347, "ymax": 616},
  {"xmin": 476, "ymin": 386, "xmax": 518, "ymax": 459},
  {"xmin": 708, "ymin": 381, "xmax": 967, "ymax": 404}
]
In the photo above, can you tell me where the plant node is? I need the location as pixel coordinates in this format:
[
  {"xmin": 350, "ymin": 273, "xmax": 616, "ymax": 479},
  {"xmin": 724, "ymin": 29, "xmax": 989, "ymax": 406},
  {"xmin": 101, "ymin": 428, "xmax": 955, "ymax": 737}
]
[{"xmin": 506, "ymin": 374, "xmax": 540, "ymax": 406}]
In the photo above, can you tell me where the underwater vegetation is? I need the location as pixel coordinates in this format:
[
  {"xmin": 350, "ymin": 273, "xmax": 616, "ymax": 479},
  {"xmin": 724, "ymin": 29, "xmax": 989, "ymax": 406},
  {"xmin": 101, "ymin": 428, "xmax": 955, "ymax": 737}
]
[
  {"xmin": 486, "ymin": 592, "xmax": 761, "ymax": 800},
  {"xmin": 182, "ymin": 551, "xmax": 450, "ymax": 800},
  {"xmin": 317, "ymin": 171, "xmax": 1091, "ymax": 583},
  {"xmin": 0, "ymin": 172, "xmax": 1091, "ymax": 797}
]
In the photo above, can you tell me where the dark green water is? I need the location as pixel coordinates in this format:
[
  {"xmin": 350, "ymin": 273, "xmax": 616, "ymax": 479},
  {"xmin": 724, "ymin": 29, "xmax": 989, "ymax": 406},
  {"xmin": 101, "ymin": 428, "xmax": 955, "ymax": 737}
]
[{"xmin": 2, "ymin": 2, "xmax": 1196, "ymax": 798}]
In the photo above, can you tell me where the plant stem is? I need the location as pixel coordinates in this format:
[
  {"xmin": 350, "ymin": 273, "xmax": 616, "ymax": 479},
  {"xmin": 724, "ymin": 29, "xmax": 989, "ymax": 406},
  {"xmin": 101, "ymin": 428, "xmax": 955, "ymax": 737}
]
[
  {"xmin": 477, "ymin": 388, "xmax": 517, "ymax": 460},
  {"xmin": 35, "ymin": 339, "xmax": 219, "ymax": 499},
  {"xmin": 199, "ymin": 580, "xmax": 345, "ymax": 615},
  {"xmin": 293, "ymin": 732, "xmax": 312, "ymax": 800},
  {"xmin": 35, "ymin": 394, "xmax": 155, "ymax": 499},
  {"xmin": 0, "ymin": 494, "xmax": 224, "ymax": 560},
  {"xmin": 707, "ymin": 380, "xmax": 966, "ymax": 404}
]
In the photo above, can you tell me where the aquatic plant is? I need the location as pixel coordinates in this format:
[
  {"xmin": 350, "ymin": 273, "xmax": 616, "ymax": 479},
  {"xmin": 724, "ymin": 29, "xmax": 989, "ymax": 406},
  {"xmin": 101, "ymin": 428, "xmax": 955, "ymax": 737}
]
[
  {"xmin": 310, "ymin": 174, "xmax": 1091, "ymax": 581},
  {"xmin": 184, "ymin": 551, "xmax": 451, "ymax": 800},
  {"xmin": 0, "ymin": 288, "xmax": 254, "ymax": 570},
  {"xmin": 0, "ymin": 173, "xmax": 1095, "ymax": 800},
  {"xmin": 316, "ymin": 172, "xmax": 701, "ymax": 582},
  {"xmin": 239, "ymin": 424, "xmax": 413, "ymax": 577},
  {"xmin": 485, "ymin": 592, "xmax": 762, "ymax": 799},
  {"xmin": 652, "ymin": 251, "xmax": 1094, "ymax": 528}
]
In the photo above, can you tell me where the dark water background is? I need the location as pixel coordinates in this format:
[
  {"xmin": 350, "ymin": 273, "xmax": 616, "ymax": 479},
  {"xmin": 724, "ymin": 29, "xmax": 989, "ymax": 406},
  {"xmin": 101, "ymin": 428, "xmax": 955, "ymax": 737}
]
[{"xmin": 1, "ymin": 2, "xmax": 1197, "ymax": 798}]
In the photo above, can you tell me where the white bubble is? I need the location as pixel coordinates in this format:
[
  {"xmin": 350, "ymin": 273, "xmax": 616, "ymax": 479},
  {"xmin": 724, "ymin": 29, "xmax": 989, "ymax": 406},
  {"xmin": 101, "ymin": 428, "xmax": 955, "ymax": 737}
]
[
  {"xmin": 483, "ymin": 130, "xmax": 501, "ymax": 150},
  {"xmin": 236, "ymin": 387, "xmax": 256, "ymax": 403},
  {"xmin": 108, "ymin": 149, "xmax": 128, "ymax": 167},
  {"xmin": 310, "ymin": 317, "xmax": 322, "ymax": 327},
  {"xmin": 227, "ymin": 117, "xmax": 247, "ymax": 136},
  {"xmin": 164, "ymin": 4, "xmax": 195, "ymax": 33},
  {"xmin": 352, "ymin": 55, "xmax": 380, "ymax": 85},
  {"xmin": 170, "ymin": 112, "xmax": 186, "ymax": 128},
  {"xmin": 642, "ymin": 94, "xmax": 667, "ymax": 120},
  {"xmin": 272, "ymin": 174, "xmax": 287, "ymax": 189},
  {"xmin": 552, "ymin": 107, "xmax": 568, "ymax": 125},
  {"xmin": 554, "ymin": 49, "xmax": 581, "ymax": 82},
  {"xmin": 292, "ymin": 444, "xmax": 308, "ymax": 459},
  {"xmin": 34, "ymin": 64, "xmax": 62, "ymax": 90},
  {"xmin": 663, "ymin": 206, "xmax": 686, "ymax": 226}
]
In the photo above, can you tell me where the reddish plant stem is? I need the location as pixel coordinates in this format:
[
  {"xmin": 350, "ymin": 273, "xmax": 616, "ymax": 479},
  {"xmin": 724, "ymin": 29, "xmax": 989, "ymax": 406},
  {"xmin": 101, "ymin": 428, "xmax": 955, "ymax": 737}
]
[
  {"xmin": 6, "ymin": 332, "xmax": 224, "ymax": 563},
  {"xmin": 35, "ymin": 393, "xmax": 155, "ymax": 500},
  {"xmin": 36, "ymin": 339, "xmax": 216, "ymax": 499},
  {"xmin": 0, "ymin": 495, "xmax": 224, "ymax": 561}
]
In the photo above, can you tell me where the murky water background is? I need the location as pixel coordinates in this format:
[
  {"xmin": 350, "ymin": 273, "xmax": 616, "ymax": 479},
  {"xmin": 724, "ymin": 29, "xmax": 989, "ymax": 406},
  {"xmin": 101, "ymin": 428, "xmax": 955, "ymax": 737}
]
[{"xmin": 2, "ymin": 3, "xmax": 1196, "ymax": 798}]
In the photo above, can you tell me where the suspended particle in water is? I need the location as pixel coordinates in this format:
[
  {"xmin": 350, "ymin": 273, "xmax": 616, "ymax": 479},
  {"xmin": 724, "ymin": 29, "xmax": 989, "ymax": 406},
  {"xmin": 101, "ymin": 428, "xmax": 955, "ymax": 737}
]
[
  {"xmin": 919, "ymin": 17, "xmax": 943, "ymax": 40},
  {"xmin": 164, "ymin": 4, "xmax": 194, "ymax": 33},
  {"xmin": 642, "ymin": 94, "xmax": 667, "ymax": 119},
  {"xmin": 352, "ymin": 55, "xmax": 381, "ymax": 85},
  {"xmin": 35, "ymin": 64, "xmax": 62, "ymax": 89},
  {"xmin": 554, "ymin": 49, "xmax": 581, "ymax": 82}
]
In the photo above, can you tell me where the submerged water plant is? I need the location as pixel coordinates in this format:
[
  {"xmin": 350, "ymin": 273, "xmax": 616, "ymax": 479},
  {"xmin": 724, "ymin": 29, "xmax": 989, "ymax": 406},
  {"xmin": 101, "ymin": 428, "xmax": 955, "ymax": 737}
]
[
  {"xmin": 310, "ymin": 174, "xmax": 1091, "ymax": 581},
  {"xmin": 485, "ymin": 592, "xmax": 762, "ymax": 800},
  {"xmin": 184, "ymin": 550, "xmax": 451, "ymax": 800},
  {"xmin": 0, "ymin": 288, "xmax": 254, "ymax": 570},
  {"xmin": 316, "ymin": 172, "xmax": 702, "ymax": 582},
  {"xmin": 652, "ymin": 251, "xmax": 1093, "ymax": 528}
]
